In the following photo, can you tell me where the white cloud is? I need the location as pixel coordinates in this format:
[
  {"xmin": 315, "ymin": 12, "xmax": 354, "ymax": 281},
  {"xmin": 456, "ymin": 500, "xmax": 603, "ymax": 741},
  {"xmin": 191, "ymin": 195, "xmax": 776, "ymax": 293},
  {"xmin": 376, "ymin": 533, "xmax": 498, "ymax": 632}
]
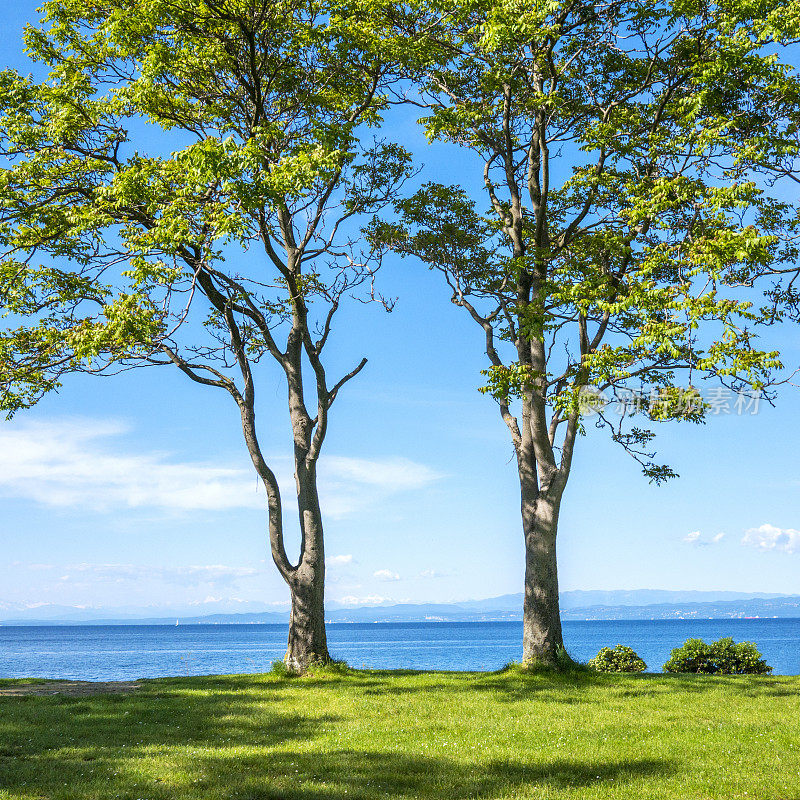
[
  {"xmin": 55, "ymin": 563, "xmax": 260, "ymax": 587},
  {"xmin": 335, "ymin": 594, "xmax": 391, "ymax": 607},
  {"xmin": 323, "ymin": 456, "xmax": 442, "ymax": 490},
  {"xmin": 683, "ymin": 530, "xmax": 725, "ymax": 547},
  {"xmin": 0, "ymin": 419, "xmax": 261, "ymax": 512},
  {"xmin": 318, "ymin": 456, "xmax": 443, "ymax": 518},
  {"xmin": 742, "ymin": 524, "xmax": 800, "ymax": 554},
  {"xmin": 0, "ymin": 419, "xmax": 441, "ymax": 517},
  {"xmin": 326, "ymin": 554, "xmax": 354, "ymax": 567},
  {"xmin": 374, "ymin": 569, "xmax": 401, "ymax": 582},
  {"xmin": 418, "ymin": 569, "xmax": 455, "ymax": 579}
]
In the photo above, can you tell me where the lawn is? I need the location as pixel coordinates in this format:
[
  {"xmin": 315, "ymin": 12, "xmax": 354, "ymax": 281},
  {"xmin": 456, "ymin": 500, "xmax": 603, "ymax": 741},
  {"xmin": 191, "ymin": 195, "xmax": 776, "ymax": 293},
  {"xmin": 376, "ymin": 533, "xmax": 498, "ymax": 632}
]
[{"xmin": 0, "ymin": 667, "xmax": 798, "ymax": 799}]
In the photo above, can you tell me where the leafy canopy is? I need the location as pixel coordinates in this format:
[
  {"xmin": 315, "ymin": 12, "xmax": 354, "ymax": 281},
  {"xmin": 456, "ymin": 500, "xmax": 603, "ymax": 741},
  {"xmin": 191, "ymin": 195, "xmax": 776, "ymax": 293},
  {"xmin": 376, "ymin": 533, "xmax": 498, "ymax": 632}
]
[
  {"xmin": 375, "ymin": 0, "xmax": 799, "ymax": 481},
  {"xmin": 1, "ymin": 0, "xmax": 411, "ymax": 415}
]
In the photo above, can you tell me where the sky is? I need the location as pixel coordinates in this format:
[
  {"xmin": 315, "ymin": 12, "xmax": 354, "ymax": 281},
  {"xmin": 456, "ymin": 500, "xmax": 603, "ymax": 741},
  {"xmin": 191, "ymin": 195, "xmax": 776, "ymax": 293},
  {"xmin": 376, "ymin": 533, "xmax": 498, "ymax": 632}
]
[{"xmin": 1, "ymin": 2, "xmax": 799, "ymax": 617}]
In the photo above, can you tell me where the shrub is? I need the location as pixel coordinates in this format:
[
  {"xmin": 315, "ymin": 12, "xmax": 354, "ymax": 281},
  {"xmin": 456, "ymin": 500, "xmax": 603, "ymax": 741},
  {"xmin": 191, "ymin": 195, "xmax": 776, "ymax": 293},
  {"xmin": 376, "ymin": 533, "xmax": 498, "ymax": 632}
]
[
  {"xmin": 663, "ymin": 637, "xmax": 772, "ymax": 675},
  {"xmin": 662, "ymin": 638, "xmax": 716, "ymax": 674},
  {"xmin": 588, "ymin": 645, "xmax": 647, "ymax": 673},
  {"xmin": 713, "ymin": 637, "xmax": 773, "ymax": 675}
]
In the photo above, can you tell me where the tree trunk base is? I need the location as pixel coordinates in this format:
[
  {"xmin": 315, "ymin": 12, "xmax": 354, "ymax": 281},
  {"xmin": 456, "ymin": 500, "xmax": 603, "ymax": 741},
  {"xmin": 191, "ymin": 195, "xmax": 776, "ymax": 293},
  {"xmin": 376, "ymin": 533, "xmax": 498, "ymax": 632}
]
[
  {"xmin": 284, "ymin": 645, "xmax": 332, "ymax": 674},
  {"xmin": 521, "ymin": 644, "xmax": 576, "ymax": 671},
  {"xmin": 284, "ymin": 583, "xmax": 330, "ymax": 673},
  {"xmin": 521, "ymin": 489, "xmax": 566, "ymax": 669}
]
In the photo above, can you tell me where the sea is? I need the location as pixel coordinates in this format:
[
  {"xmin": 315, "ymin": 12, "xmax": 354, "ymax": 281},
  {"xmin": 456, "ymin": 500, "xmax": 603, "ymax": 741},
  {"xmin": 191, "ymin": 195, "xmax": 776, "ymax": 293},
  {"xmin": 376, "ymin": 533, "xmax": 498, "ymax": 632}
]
[{"xmin": 1, "ymin": 619, "xmax": 799, "ymax": 681}]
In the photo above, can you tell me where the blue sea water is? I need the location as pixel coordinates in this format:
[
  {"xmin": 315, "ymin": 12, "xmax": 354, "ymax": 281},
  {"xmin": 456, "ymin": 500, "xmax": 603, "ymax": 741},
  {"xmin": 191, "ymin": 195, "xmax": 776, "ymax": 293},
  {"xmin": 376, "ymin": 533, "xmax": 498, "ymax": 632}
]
[{"xmin": 0, "ymin": 619, "xmax": 798, "ymax": 681}]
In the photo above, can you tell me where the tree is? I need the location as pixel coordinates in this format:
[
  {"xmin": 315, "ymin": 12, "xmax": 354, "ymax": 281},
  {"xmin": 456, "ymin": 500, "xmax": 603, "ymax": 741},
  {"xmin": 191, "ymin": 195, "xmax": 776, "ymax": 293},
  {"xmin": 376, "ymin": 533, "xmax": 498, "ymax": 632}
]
[
  {"xmin": 375, "ymin": 0, "xmax": 799, "ymax": 664},
  {"xmin": 0, "ymin": 0, "xmax": 411, "ymax": 671}
]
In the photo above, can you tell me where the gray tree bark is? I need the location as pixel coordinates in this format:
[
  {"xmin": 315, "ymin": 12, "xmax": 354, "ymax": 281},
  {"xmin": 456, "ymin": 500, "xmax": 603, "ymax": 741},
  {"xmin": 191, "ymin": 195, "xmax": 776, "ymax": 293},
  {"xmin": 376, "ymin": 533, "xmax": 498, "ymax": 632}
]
[
  {"xmin": 237, "ymin": 402, "xmax": 332, "ymax": 671},
  {"xmin": 284, "ymin": 452, "xmax": 330, "ymax": 670},
  {"xmin": 286, "ymin": 575, "xmax": 329, "ymax": 671},
  {"xmin": 519, "ymin": 467, "xmax": 566, "ymax": 664},
  {"xmin": 515, "ymin": 393, "xmax": 571, "ymax": 665},
  {"xmin": 444, "ymin": 281, "xmax": 579, "ymax": 667},
  {"xmin": 168, "ymin": 273, "xmax": 351, "ymax": 673}
]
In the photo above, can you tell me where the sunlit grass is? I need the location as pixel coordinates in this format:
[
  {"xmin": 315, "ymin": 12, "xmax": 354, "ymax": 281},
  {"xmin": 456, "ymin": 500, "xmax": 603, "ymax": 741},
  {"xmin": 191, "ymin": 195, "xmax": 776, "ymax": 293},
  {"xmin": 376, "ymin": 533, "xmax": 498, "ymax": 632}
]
[{"xmin": 0, "ymin": 667, "xmax": 798, "ymax": 799}]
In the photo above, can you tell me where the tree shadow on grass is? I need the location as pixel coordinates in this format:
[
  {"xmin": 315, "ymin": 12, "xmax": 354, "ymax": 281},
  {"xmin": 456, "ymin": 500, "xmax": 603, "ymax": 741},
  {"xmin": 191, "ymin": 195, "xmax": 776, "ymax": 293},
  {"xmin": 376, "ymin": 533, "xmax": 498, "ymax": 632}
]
[
  {"xmin": 0, "ymin": 686, "xmax": 336, "ymax": 796},
  {"xmin": 147, "ymin": 670, "xmax": 800, "ymax": 712},
  {"xmin": 0, "ymin": 690, "xmax": 331, "ymax": 748},
  {"xmin": 221, "ymin": 750, "xmax": 675, "ymax": 800},
  {"xmin": 0, "ymin": 675, "xmax": 679, "ymax": 800},
  {"xmin": 0, "ymin": 723, "xmax": 675, "ymax": 800},
  {"xmin": 246, "ymin": 666, "xmax": 800, "ymax": 707},
  {"xmin": 0, "ymin": 669, "xmax": 791, "ymax": 799}
]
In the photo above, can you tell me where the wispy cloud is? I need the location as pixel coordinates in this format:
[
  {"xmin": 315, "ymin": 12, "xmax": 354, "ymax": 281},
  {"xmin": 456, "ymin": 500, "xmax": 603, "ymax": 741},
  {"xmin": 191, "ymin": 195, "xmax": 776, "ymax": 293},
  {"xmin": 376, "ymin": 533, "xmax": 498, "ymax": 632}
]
[
  {"xmin": 0, "ymin": 419, "xmax": 260, "ymax": 512},
  {"xmin": 334, "ymin": 594, "xmax": 392, "ymax": 607},
  {"xmin": 326, "ymin": 554, "xmax": 354, "ymax": 567},
  {"xmin": 373, "ymin": 569, "xmax": 401, "ymax": 582},
  {"xmin": 683, "ymin": 530, "xmax": 725, "ymax": 547},
  {"xmin": 0, "ymin": 419, "xmax": 441, "ymax": 517},
  {"xmin": 53, "ymin": 563, "xmax": 261, "ymax": 587},
  {"xmin": 324, "ymin": 456, "xmax": 442, "ymax": 490},
  {"xmin": 742, "ymin": 524, "xmax": 800, "ymax": 554},
  {"xmin": 418, "ymin": 569, "xmax": 452, "ymax": 579},
  {"xmin": 319, "ymin": 456, "xmax": 443, "ymax": 517}
]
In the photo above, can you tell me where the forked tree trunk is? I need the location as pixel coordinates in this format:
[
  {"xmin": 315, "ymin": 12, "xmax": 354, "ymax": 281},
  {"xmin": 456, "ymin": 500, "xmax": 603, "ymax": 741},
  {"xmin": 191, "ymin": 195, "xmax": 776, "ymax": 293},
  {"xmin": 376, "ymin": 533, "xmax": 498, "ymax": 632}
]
[
  {"xmin": 516, "ymin": 407, "xmax": 569, "ymax": 666},
  {"xmin": 239, "ymin": 392, "xmax": 332, "ymax": 672}
]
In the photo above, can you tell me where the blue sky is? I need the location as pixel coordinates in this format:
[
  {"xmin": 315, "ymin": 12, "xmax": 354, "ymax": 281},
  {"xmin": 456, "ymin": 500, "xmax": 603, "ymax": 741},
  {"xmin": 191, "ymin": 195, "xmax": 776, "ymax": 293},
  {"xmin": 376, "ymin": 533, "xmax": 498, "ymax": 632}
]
[{"xmin": 1, "ymin": 2, "xmax": 799, "ymax": 616}]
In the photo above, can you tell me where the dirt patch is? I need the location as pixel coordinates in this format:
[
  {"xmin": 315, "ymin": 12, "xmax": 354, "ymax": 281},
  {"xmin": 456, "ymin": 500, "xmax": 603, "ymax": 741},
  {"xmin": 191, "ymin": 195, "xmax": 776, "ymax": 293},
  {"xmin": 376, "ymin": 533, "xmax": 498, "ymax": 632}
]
[{"xmin": 0, "ymin": 680, "xmax": 142, "ymax": 697}]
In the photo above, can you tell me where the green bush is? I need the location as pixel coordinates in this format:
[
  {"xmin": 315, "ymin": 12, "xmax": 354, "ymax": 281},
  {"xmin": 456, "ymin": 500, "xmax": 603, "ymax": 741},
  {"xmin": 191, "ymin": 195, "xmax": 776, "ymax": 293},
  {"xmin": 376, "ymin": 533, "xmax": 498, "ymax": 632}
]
[
  {"xmin": 588, "ymin": 644, "xmax": 647, "ymax": 673},
  {"xmin": 662, "ymin": 638, "xmax": 716, "ymax": 673},
  {"xmin": 663, "ymin": 637, "xmax": 772, "ymax": 675}
]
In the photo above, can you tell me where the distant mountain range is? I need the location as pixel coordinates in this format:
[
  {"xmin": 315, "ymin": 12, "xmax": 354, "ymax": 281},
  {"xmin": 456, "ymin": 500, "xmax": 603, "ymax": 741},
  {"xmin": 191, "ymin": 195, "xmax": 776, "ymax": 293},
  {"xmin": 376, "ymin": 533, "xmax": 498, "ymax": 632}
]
[{"xmin": 2, "ymin": 590, "xmax": 798, "ymax": 625}]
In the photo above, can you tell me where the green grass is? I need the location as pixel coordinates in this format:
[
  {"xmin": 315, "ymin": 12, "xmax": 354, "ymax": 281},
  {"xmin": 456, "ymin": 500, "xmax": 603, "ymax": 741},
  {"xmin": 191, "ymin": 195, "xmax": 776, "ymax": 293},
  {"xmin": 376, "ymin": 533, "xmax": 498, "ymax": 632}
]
[{"xmin": 0, "ymin": 667, "xmax": 798, "ymax": 799}]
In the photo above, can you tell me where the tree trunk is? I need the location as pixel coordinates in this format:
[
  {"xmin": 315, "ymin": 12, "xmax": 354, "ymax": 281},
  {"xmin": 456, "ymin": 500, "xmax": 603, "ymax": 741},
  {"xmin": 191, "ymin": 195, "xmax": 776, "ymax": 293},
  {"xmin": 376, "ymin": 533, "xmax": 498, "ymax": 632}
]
[
  {"xmin": 285, "ymin": 570, "xmax": 329, "ymax": 672},
  {"xmin": 520, "ymin": 470, "xmax": 566, "ymax": 665},
  {"xmin": 284, "ymin": 453, "xmax": 331, "ymax": 671}
]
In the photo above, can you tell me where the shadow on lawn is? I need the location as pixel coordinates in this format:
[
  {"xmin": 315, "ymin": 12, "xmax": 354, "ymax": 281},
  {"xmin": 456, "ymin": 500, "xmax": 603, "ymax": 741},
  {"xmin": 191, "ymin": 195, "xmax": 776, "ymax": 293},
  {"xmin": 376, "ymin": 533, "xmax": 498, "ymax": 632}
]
[
  {"xmin": 0, "ymin": 670, "xmax": 791, "ymax": 799},
  {"xmin": 0, "ymin": 686, "xmax": 675, "ymax": 799},
  {"xmin": 153, "ymin": 671, "xmax": 800, "ymax": 712},
  {"xmin": 0, "ymin": 673, "xmax": 681, "ymax": 799},
  {"xmin": 220, "ymin": 751, "xmax": 674, "ymax": 800},
  {"xmin": 0, "ymin": 689, "xmax": 329, "ymax": 749},
  {"xmin": 296, "ymin": 668, "xmax": 800, "ymax": 705}
]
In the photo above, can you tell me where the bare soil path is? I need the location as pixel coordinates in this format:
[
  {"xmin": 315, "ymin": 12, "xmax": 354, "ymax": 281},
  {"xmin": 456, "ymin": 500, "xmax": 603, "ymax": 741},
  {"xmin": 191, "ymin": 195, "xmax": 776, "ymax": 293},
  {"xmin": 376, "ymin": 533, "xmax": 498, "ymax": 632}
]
[{"xmin": 0, "ymin": 680, "xmax": 142, "ymax": 697}]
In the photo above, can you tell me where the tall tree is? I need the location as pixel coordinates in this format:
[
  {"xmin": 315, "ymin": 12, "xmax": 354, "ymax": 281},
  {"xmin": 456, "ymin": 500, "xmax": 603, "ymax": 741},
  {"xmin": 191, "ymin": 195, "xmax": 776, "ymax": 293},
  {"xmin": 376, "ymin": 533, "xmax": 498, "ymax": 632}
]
[
  {"xmin": 0, "ymin": 0, "xmax": 411, "ymax": 670},
  {"xmin": 375, "ymin": 0, "xmax": 799, "ymax": 664}
]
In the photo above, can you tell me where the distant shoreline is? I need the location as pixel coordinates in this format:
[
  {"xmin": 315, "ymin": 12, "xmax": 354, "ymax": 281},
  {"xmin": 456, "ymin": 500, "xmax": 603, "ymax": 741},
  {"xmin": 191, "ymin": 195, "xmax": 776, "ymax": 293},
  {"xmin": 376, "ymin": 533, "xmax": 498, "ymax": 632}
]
[
  {"xmin": 3, "ymin": 591, "xmax": 799, "ymax": 626},
  {"xmin": 2, "ymin": 616, "xmax": 800, "ymax": 627}
]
